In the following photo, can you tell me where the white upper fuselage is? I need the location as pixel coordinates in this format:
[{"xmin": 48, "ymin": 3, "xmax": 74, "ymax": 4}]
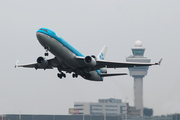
[{"xmin": 36, "ymin": 28, "xmax": 103, "ymax": 81}]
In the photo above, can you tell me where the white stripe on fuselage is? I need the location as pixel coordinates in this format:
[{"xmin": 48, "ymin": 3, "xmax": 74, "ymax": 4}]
[{"xmin": 36, "ymin": 32, "xmax": 103, "ymax": 81}]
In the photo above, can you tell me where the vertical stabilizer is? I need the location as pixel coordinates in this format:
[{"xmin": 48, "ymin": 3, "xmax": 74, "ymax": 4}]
[{"xmin": 97, "ymin": 45, "xmax": 107, "ymax": 60}]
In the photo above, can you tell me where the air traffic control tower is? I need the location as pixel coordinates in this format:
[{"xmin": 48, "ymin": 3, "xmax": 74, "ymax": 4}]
[{"xmin": 126, "ymin": 40, "xmax": 151, "ymax": 117}]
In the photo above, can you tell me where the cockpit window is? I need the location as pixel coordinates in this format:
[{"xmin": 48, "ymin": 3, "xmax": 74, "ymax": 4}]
[{"xmin": 40, "ymin": 29, "xmax": 47, "ymax": 32}]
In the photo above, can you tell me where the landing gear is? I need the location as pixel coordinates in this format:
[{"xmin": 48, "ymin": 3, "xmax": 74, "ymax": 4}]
[
  {"xmin": 44, "ymin": 46, "xmax": 49, "ymax": 56},
  {"xmin": 57, "ymin": 67, "xmax": 66, "ymax": 79},
  {"xmin": 57, "ymin": 72, "xmax": 66, "ymax": 79},
  {"xmin": 72, "ymin": 73, "xmax": 78, "ymax": 78},
  {"xmin": 45, "ymin": 53, "xmax": 49, "ymax": 56}
]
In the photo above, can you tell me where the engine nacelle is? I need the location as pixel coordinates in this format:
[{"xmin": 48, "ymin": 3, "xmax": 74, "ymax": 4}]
[
  {"xmin": 37, "ymin": 57, "xmax": 48, "ymax": 69},
  {"xmin": 84, "ymin": 56, "xmax": 96, "ymax": 67},
  {"xmin": 91, "ymin": 55, "xmax": 97, "ymax": 60},
  {"xmin": 100, "ymin": 68, "xmax": 107, "ymax": 73}
]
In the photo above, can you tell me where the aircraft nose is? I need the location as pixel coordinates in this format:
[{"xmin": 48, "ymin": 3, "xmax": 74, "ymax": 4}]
[
  {"xmin": 36, "ymin": 32, "xmax": 44, "ymax": 41},
  {"xmin": 36, "ymin": 32, "xmax": 41, "ymax": 40},
  {"xmin": 36, "ymin": 32, "xmax": 46, "ymax": 44}
]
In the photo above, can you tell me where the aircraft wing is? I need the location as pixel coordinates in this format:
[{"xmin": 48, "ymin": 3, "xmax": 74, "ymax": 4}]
[
  {"xmin": 95, "ymin": 59, "xmax": 161, "ymax": 68},
  {"xmin": 75, "ymin": 56, "xmax": 162, "ymax": 70},
  {"xmin": 15, "ymin": 57, "xmax": 60, "ymax": 69}
]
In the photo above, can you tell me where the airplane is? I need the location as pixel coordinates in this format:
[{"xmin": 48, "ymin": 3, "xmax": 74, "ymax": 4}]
[{"xmin": 15, "ymin": 28, "xmax": 162, "ymax": 81}]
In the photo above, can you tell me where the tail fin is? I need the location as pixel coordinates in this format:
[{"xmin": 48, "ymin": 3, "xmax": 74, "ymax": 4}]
[{"xmin": 97, "ymin": 45, "xmax": 107, "ymax": 60}]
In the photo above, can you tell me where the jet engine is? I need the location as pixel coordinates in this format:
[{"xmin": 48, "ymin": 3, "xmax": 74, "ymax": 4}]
[
  {"xmin": 100, "ymin": 68, "xmax": 107, "ymax": 73},
  {"xmin": 84, "ymin": 56, "xmax": 96, "ymax": 67},
  {"xmin": 91, "ymin": 55, "xmax": 97, "ymax": 60},
  {"xmin": 37, "ymin": 57, "xmax": 48, "ymax": 68}
]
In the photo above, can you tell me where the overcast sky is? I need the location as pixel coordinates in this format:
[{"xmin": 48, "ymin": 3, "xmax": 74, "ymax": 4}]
[{"xmin": 0, "ymin": 0, "xmax": 180, "ymax": 116}]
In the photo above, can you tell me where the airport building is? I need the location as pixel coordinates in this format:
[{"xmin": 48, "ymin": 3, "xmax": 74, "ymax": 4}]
[
  {"xmin": 126, "ymin": 40, "xmax": 151, "ymax": 116},
  {"xmin": 69, "ymin": 98, "xmax": 142, "ymax": 118},
  {"xmin": 128, "ymin": 106, "xmax": 141, "ymax": 117},
  {"xmin": 69, "ymin": 98, "xmax": 128, "ymax": 115}
]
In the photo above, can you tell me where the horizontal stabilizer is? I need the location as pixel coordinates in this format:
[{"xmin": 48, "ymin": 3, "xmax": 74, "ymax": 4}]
[
  {"xmin": 15, "ymin": 60, "xmax": 19, "ymax": 68},
  {"xmin": 100, "ymin": 73, "xmax": 127, "ymax": 77}
]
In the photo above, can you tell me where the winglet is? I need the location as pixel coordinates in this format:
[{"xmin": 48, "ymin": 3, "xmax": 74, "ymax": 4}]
[
  {"xmin": 15, "ymin": 60, "xmax": 19, "ymax": 68},
  {"xmin": 155, "ymin": 58, "xmax": 162, "ymax": 65}
]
